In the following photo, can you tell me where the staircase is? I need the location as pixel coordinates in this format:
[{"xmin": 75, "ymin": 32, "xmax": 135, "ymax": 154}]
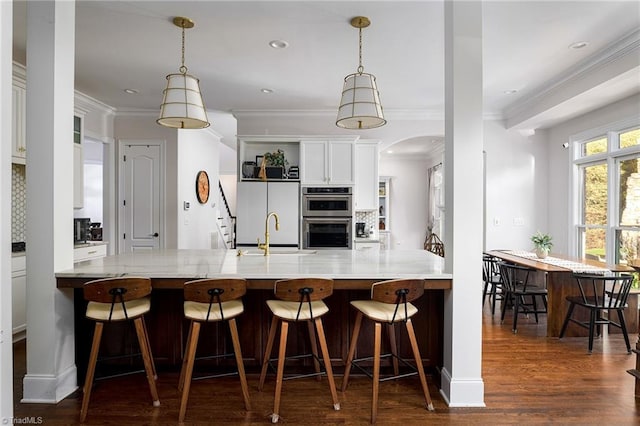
[{"xmin": 217, "ymin": 181, "xmax": 236, "ymax": 249}]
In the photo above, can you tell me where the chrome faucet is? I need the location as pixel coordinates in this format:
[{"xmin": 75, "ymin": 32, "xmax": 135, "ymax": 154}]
[{"xmin": 257, "ymin": 211, "xmax": 280, "ymax": 256}]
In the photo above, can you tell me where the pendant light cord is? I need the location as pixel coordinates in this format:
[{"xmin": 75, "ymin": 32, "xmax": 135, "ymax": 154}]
[
  {"xmin": 357, "ymin": 25, "xmax": 364, "ymax": 74},
  {"xmin": 180, "ymin": 25, "xmax": 187, "ymax": 74}
]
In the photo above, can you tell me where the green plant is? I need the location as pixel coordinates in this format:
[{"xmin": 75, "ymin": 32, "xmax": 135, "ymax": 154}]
[
  {"xmin": 531, "ymin": 231, "xmax": 553, "ymax": 251},
  {"xmin": 264, "ymin": 149, "xmax": 288, "ymax": 167}
]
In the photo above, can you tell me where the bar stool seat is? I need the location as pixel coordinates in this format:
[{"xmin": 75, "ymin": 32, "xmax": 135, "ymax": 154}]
[
  {"xmin": 179, "ymin": 278, "xmax": 251, "ymax": 423},
  {"xmin": 350, "ymin": 300, "xmax": 418, "ymax": 322},
  {"xmin": 259, "ymin": 278, "xmax": 340, "ymax": 424},
  {"xmin": 184, "ymin": 299, "xmax": 244, "ymax": 321},
  {"xmin": 86, "ymin": 298, "xmax": 150, "ymax": 321},
  {"xmin": 266, "ymin": 299, "xmax": 329, "ymax": 320},
  {"xmin": 80, "ymin": 277, "xmax": 159, "ymax": 423},
  {"xmin": 342, "ymin": 279, "xmax": 434, "ymax": 424}
]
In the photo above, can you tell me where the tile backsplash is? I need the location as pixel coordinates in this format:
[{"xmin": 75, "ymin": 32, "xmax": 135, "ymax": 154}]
[
  {"xmin": 355, "ymin": 210, "xmax": 377, "ymax": 235},
  {"xmin": 12, "ymin": 164, "xmax": 26, "ymax": 243}
]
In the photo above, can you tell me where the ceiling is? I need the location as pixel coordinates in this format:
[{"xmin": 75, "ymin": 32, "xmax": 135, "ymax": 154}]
[{"xmin": 11, "ymin": 1, "xmax": 640, "ymax": 157}]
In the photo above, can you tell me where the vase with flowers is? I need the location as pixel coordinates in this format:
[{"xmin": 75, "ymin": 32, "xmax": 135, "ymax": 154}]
[{"xmin": 531, "ymin": 231, "xmax": 553, "ymax": 259}]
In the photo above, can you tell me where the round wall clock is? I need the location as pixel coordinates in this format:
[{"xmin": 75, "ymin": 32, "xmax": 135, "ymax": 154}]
[{"xmin": 196, "ymin": 170, "xmax": 210, "ymax": 204}]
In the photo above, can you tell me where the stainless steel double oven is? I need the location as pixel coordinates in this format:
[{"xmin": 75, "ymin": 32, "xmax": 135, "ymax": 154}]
[{"xmin": 302, "ymin": 187, "xmax": 352, "ymax": 249}]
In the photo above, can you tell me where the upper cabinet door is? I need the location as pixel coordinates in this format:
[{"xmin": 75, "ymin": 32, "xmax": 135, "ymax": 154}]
[
  {"xmin": 328, "ymin": 140, "xmax": 355, "ymax": 185},
  {"xmin": 300, "ymin": 141, "xmax": 328, "ymax": 185},
  {"xmin": 301, "ymin": 140, "xmax": 355, "ymax": 186},
  {"xmin": 11, "ymin": 84, "xmax": 26, "ymax": 164}
]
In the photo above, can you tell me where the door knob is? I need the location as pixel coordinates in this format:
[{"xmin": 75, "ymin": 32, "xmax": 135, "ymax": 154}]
[{"xmin": 152, "ymin": 232, "xmax": 159, "ymax": 237}]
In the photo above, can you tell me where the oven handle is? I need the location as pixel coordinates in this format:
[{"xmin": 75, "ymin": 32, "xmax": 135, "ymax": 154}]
[{"xmin": 303, "ymin": 217, "xmax": 352, "ymax": 224}]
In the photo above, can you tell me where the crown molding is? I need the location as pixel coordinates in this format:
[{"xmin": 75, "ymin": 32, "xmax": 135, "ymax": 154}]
[
  {"xmin": 75, "ymin": 91, "xmax": 116, "ymax": 116},
  {"xmin": 503, "ymin": 29, "xmax": 640, "ymax": 121}
]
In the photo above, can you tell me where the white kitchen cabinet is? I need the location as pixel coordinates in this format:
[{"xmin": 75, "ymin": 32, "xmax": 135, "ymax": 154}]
[
  {"xmin": 12, "ymin": 82, "xmax": 26, "ymax": 164},
  {"xmin": 74, "ymin": 242, "xmax": 108, "ymax": 263},
  {"xmin": 354, "ymin": 240, "xmax": 380, "ymax": 252},
  {"xmin": 236, "ymin": 181, "xmax": 300, "ymax": 246},
  {"xmin": 300, "ymin": 139, "xmax": 355, "ymax": 185},
  {"xmin": 12, "ymin": 255, "xmax": 27, "ymax": 340},
  {"xmin": 73, "ymin": 115, "xmax": 84, "ymax": 209},
  {"xmin": 354, "ymin": 141, "xmax": 379, "ymax": 210}
]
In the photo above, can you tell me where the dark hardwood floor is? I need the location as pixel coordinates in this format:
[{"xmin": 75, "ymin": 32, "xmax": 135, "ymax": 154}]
[{"xmin": 12, "ymin": 302, "xmax": 640, "ymax": 425}]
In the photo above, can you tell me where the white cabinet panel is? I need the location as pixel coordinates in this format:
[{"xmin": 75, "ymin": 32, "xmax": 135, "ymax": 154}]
[
  {"xmin": 236, "ymin": 182, "xmax": 268, "ymax": 245},
  {"xmin": 354, "ymin": 142, "xmax": 378, "ymax": 210},
  {"xmin": 267, "ymin": 182, "xmax": 299, "ymax": 245},
  {"xmin": 300, "ymin": 141, "xmax": 327, "ymax": 185},
  {"xmin": 301, "ymin": 140, "xmax": 354, "ymax": 185},
  {"xmin": 12, "ymin": 255, "xmax": 27, "ymax": 338},
  {"xmin": 328, "ymin": 141, "xmax": 354, "ymax": 184},
  {"xmin": 74, "ymin": 243, "xmax": 107, "ymax": 263},
  {"xmin": 236, "ymin": 182, "xmax": 300, "ymax": 246},
  {"xmin": 354, "ymin": 241, "xmax": 380, "ymax": 252},
  {"xmin": 12, "ymin": 83, "xmax": 26, "ymax": 164}
]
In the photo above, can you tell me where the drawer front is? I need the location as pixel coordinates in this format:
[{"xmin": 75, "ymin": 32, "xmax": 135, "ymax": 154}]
[
  {"xmin": 11, "ymin": 255, "xmax": 26, "ymax": 273},
  {"xmin": 74, "ymin": 244, "xmax": 107, "ymax": 263}
]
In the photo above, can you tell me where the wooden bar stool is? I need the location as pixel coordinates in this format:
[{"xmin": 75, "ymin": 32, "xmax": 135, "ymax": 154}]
[
  {"xmin": 258, "ymin": 278, "xmax": 340, "ymax": 423},
  {"xmin": 178, "ymin": 278, "xmax": 251, "ymax": 422},
  {"xmin": 342, "ymin": 279, "xmax": 434, "ymax": 424},
  {"xmin": 80, "ymin": 277, "xmax": 159, "ymax": 423}
]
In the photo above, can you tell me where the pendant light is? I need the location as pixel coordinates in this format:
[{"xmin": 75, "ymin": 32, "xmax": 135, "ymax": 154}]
[
  {"xmin": 336, "ymin": 16, "xmax": 386, "ymax": 130},
  {"xmin": 157, "ymin": 16, "xmax": 209, "ymax": 129}
]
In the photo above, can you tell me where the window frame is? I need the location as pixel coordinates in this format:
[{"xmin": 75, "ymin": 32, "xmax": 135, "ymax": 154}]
[{"xmin": 569, "ymin": 118, "xmax": 640, "ymax": 263}]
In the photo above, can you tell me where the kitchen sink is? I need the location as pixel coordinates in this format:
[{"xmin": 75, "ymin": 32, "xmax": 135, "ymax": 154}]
[{"xmin": 237, "ymin": 249, "xmax": 317, "ymax": 256}]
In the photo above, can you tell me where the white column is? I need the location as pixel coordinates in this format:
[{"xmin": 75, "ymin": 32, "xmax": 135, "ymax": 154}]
[
  {"xmin": 440, "ymin": 0, "xmax": 485, "ymax": 406},
  {"xmin": 22, "ymin": 0, "xmax": 77, "ymax": 403},
  {"xmin": 0, "ymin": 0, "xmax": 14, "ymax": 419}
]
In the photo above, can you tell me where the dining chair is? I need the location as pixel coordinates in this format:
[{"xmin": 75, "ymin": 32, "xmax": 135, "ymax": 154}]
[
  {"xmin": 498, "ymin": 262, "xmax": 548, "ymax": 333},
  {"xmin": 483, "ymin": 254, "xmax": 503, "ymax": 315},
  {"xmin": 559, "ymin": 273, "xmax": 634, "ymax": 353}
]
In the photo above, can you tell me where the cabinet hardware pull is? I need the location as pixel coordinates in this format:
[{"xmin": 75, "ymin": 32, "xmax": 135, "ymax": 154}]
[{"xmin": 87, "ymin": 250, "xmax": 97, "ymax": 255}]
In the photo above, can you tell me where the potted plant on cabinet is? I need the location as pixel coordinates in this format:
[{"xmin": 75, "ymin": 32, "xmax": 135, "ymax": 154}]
[
  {"xmin": 531, "ymin": 231, "xmax": 553, "ymax": 259},
  {"xmin": 263, "ymin": 149, "xmax": 288, "ymax": 179}
]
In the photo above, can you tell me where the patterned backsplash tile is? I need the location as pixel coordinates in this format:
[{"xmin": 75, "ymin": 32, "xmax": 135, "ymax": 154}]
[
  {"xmin": 355, "ymin": 210, "xmax": 377, "ymax": 235},
  {"xmin": 12, "ymin": 164, "xmax": 26, "ymax": 243}
]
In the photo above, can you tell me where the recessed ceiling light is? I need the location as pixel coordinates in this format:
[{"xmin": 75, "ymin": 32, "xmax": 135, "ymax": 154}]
[
  {"xmin": 504, "ymin": 89, "xmax": 518, "ymax": 95},
  {"xmin": 124, "ymin": 88, "xmax": 139, "ymax": 94},
  {"xmin": 569, "ymin": 41, "xmax": 588, "ymax": 49},
  {"xmin": 261, "ymin": 88, "xmax": 274, "ymax": 94},
  {"xmin": 387, "ymin": 150, "xmax": 393, "ymax": 154},
  {"xmin": 269, "ymin": 39, "xmax": 289, "ymax": 49}
]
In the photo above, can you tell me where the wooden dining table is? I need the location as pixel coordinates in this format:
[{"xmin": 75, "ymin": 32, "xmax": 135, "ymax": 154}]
[{"xmin": 485, "ymin": 250, "xmax": 636, "ymax": 338}]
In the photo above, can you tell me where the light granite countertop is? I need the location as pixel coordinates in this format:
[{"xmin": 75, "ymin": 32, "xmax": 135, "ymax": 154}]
[{"xmin": 55, "ymin": 248, "xmax": 450, "ymax": 281}]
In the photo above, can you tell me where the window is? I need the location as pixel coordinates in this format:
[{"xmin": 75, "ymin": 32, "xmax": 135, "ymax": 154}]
[{"xmin": 573, "ymin": 123, "xmax": 640, "ymax": 266}]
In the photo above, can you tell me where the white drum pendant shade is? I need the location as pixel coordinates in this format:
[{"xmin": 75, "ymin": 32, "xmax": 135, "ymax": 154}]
[
  {"xmin": 336, "ymin": 72, "xmax": 385, "ymax": 129},
  {"xmin": 157, "ymin": 72, "xmax": 209, "ymax": 129}
]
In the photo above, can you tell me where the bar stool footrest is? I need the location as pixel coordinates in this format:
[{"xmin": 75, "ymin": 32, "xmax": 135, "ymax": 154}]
[
  {"xmin": 349, "ymin": 353, "xmax": 419, "ymax": 382},
  {"xmin": 265, "ymin": 353, "xmax": 327, "ymax": 381}
]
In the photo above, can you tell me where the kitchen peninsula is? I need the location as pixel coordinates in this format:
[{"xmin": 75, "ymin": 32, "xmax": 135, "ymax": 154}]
[{"xmin": 56, "ymin": 249, "xmax": 451, "ymax": 378}]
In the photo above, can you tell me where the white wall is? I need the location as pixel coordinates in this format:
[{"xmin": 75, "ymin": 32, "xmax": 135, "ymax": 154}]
[
  {"xmin": 220, "ymin": 174, "xmax": 237, "ymax": 215},
  {"xmin": 177, "ymin": 129, "xmax": 221, "ymax": 249},
  {"xmin": 483, "ymin": 120, "xmax": 549, "ymax": 251},
  {"xmin": 379, "ymin": 156, "xmax": 432, "ymax": 249},
  {"xmin": 546, "ymin": 93, "xmax": 640, "ymax": 255}
]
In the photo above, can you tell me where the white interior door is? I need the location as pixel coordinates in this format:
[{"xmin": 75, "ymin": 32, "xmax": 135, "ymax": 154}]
[{"xmin": 120, "ymin": 142, "xmax": 163, "ymax": 252}]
